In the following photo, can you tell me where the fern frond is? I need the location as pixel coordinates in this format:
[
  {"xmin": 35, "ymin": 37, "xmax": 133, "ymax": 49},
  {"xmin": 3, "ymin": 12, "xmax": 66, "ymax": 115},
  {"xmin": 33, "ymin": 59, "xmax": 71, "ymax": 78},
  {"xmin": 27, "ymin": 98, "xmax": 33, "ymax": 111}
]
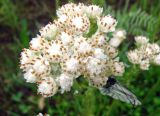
[
  {"xmin": 104, "ymin": 4, "xmax": 159, "ymax": 40},
  {"xmin": 117, "ymin": 9, "xmax": 158, "ymax": 38}
]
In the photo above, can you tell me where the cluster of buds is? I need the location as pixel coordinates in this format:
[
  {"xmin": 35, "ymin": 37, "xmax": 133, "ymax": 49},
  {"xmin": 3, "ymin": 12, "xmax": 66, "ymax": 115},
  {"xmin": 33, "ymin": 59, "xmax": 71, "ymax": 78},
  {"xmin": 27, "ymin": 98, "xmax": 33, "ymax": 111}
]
[
  {"xmin": 20, "ymin": 3, "xmax": 126, "ymax": 97},
  {"xmin": 127, "ymin": 36, "xmax": 160, "ymax": 70}
]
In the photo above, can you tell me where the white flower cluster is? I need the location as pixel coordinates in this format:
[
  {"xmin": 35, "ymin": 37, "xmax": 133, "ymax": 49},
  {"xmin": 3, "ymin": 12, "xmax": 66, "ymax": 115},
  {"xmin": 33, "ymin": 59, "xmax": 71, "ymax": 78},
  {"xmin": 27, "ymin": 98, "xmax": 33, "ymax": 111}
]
[
  {"xmin": 127, "ymin": 36, "xmax": 160, "ymax": 70},
  {"xmin": 20, "ymin": 3, "xmax": 125, "ymax": 97}
]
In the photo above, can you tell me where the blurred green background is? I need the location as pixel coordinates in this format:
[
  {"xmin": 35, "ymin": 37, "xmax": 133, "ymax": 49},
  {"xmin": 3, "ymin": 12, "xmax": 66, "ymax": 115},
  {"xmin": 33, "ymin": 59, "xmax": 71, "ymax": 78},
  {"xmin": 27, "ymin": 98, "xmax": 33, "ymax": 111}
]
[{"xmin": 0, "ymin": 0, "xmax": 160, "ymax": 115}]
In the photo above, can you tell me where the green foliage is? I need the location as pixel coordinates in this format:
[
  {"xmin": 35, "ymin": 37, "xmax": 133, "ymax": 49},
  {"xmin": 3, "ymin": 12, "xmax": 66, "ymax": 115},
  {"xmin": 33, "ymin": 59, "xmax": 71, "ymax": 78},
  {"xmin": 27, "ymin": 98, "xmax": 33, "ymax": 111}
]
[
  {"xmin": 0, "ymin": 0, "xmax": 18, "ymax": 28},
  {"xmin": 55, "ymin": 0, "xmax": 60, "ymax": 9},
  {"xmin": 116, "ymin": 9, "xmax": 159, "ymax": 39},
  {"xmin": 104, "ymin": 0, "xmax": 159, "ymax": 40},
  {"xmin": 1, "ymin": 0, "xmax": 160, "ymax": 115},
  {"xmin": 19, "ymin": 19, "xmax": 30, "ymax": 48},
  {"xmin": 91, "ymin": 0, "xmax": 106, "ymax": 8},
  {"xmin": 84, "ymin": 18, "xmax": 98, "ymax": 38}
]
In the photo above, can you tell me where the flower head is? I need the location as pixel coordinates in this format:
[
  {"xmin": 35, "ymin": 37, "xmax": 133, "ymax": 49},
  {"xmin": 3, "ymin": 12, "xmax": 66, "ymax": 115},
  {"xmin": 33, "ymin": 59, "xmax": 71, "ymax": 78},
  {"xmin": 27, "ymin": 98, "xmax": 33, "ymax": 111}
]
[
  {"xmin": 109, "ymin": 29, "xmax": 126, "ymax": 47},
  {"xmin": 127, "ymin": 50, "xmax": 141, "ymax": 64},
  {"xmin": 85, "ymin": 5, "xmax": 103, "ymax": 18},
  {"xmin": 56, "ymin": 73, "xmax": 73, "ymax": 93},
  {"xmin": 24, "ymin": 69, "xmax": 37, "ymax": 83},
  {"xmin": 135, "ymin": 36, "xmax": 149, "ymax": 46},
  {"xmin": 153, "ymin": 54, "xmax": 160, "ymax": 65},
  {"xmin": 20, "ymin": 3, "xmax": 128, "ymax": 98},
  {"xmin": 40, "ymin": 23, "xmax": 58, "ymax": 40},
  {"xmin": 97, "ymin": 15, "xmax": 117, "ymax": 32},
  {"xmin": 128, "ymin": 36, "xmax": 160, "ymax": 70},
  {"xmin": 38, "ymin": 77, "xmax": 58, "ymax": 97}
]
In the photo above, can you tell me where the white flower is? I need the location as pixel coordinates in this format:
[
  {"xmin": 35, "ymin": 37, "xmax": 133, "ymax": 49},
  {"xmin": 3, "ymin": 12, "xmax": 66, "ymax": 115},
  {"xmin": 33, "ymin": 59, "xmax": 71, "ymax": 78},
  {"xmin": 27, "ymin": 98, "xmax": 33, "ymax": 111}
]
[
  {"xmin": 97, "ymin": 34, "xmax": 106, "ymax": 45},
  {"xmin": 153, "ymin": 54, "xmax": 160, "ymax": 65},
  {"xmin": 127, "ymin": 50, "xmax": 141, "ymax": 64},
  {"xmin": 38, "ymin": 77, "xmax": 58, "ymax": 97},
  {"xmin": 142, "ymin": 44, "xmax": 153, "ymax": 57},
  {"xmin": 93, "ymin": 48, "xmax": 107, "ymax": 60},
  {"xmin": 54, "ymin": 14, "xmax": 68, "ymax": 30},
  {"xmin": 86, "ymin": 57, "xmax": 105, "ymax": 75},
  {"xmin": 46, "ymin": 40, "xmax": 64, "ymax": 58},
  {"xmin": 135, "ymin": 36, "xmax": 149, "ymax": 46},
  {"xmin": 56, "ymin": 3, "xmax": 84, "ymax": 17},
  {"xmin": 109, "ymin": 29, "xmax": 126, "ymax": 47},
  {"xmin": 20, "ymin": 3, "xmax": 130, "ymax": 98},
  {"xmin": 65, "ymin": 57, "xmax": 80, "ymax": 72},
  {"xmin": 74, "ymin": 36, "xmax": 89, "ymax": 51},
  {"xmin": 150, "ymin": 43, "xmax": 160, "ymax": 54},
  {"xmin": 97, "ymin": 15, "xmax": 117, "ymax": 32},
  {"xmin": 20, "ymin": 49, "xmax": 36, "ymax": 71},
  {"xmin": 69, "ymin": 14, "xmax": 90, "ymax": 34},
  {"xmin": 111, "ymin": 61, "xmax": 125, "ymax": 76},
  {"xmin": 105, "ymin": 44, "xmax": 118, "ymax": 58},
  {"xmin": 89, "ymin": 76, "xmax": 108, "ymax": 88},
  {"xmin": 91, "ymin": 33, "xmax": 106, "ymax": 47},
  {"xmin": 56, "ymin": 3, "xmax": 74, "ymax": 16},
  {"xmin": 56, "ymin": 73, "xmax": 73, "ymax": 93},
  {"xmin": 59, "ymin": 31, "xmax": 72, "ymax": 45},
  {"xmin": 72, "ymin": 17, "xmax": 83, "ymax": 28},
  {"xmin": 140, "ymin": 60, "xmax": 150, "ymax": 70},
  {"xmin": 20, "ymin": 49, "xmax": 34, "ymax": 65},
  {"xmin": 58, "ymin": 14, "xmax": 68, "ymax": 23},
  {"xmin": 30, "ymin": 36, "xmax": 43, "ymax": 50},
  {"xmin": 32, "ymin": 57, "xmax": 50, "ymax": 75},
  {"xmin": 109, "ymin": 38, "xmax": 122, "ymax": 48},
  {"xmin": 76, "ymin": 40, "xmax": 92, "ymax": 54},
  {"xmin": 24, "ymin": 69, "xmax": 37, "ymax": 83},
  {"xmin": 74, "ymin": 3, "xmax": 85, "ymax": 14},
  {"xmin": 113, "ymin": 29, "xmax": 126, "ymax": 39},
  {"xmin": 37, "ymin": 113, "xmax": 50, "ymax": 116},
  {"xmin": 128, "ymin": 37, "xmax": 160, "ymax": 70},
  {"xmin": 85, "ymin": 5, "xmax": 103, "ymax": 18},
  {"xmin": 40, "ymin": 23, "xmax": 57, "ymax": 40}
]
